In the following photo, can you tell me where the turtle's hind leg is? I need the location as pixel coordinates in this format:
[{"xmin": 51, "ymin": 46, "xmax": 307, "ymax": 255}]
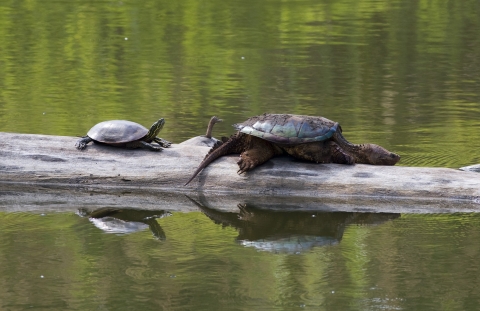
[{"xmin": 75, "ymin": 136, "xmax": 93, "ymax": 150}]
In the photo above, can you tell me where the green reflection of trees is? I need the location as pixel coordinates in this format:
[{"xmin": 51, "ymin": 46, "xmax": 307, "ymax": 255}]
[
  {"xmin": 0, "ymin": 0, "xmax": 479, "ymax": 165},
  {"xmin": 2, "ymin": 212, "xmax": 480, "ymax": 310},
  {"xmin": 0, "ymin": 0, "xmax": 479, "ymax": 134}
]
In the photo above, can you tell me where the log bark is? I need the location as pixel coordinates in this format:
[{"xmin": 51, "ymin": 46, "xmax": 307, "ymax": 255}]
[{"xmin": 1, "ymin": 132, "xmax": 479, "ymax": 213}]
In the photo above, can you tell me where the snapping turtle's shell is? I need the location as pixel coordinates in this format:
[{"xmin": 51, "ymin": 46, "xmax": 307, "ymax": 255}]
[
  {"xmin": 87, "ymin": 120, "xmax": 148, "ymax": 144},
  {"xmin": 234, "ymin": 114, "xmax": 339, "ymax": 145}
]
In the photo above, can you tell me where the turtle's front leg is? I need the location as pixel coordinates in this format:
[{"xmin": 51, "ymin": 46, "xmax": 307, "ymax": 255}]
[
  {"xmin": 126, "ymin": 141, "xmax": 163, "ymax": 151},
  {"xmin": 237, "ymin": 138, "xmax": 281, "ymax": 174},
  {"xmin": 328, "ymin": 141, "xmax": 355, "ymax": 165},
  {"xmin": 286, "ymin": 141, "xmax": 354, "ymax": 164},
  {"xmin": 153, "ymin": 137, "xmax": 172, "ymax": 148},
  {"xmin": 75, "ymin": 136, "xmax": 93, "ymax": 150}
]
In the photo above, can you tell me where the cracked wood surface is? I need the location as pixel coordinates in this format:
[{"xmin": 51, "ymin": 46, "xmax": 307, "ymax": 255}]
[{"xmin": 1, "ymin": 132, "xmax": 479, "ymax": 213}]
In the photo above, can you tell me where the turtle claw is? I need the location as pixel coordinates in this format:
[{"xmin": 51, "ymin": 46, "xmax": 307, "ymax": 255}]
[
  {"xmin": 75, "ymin": 142, "xmax": 87, "ymax": 150},
  {"xmin": 237, "ymin": 167, "xmax": 249, "ymax": 175},
  {"xmin": 237, "ymin": 157, "xmax": 255, "ymax": 175},
  {"xmin": 146, "ymin": 143, "xmax": 164, "ymax": 151},
  {"xmin": 154, "ymin": 137, "xmax": 171, "ymax": 148},
  {"xmin": 160, "ymin": 141, "xmax": 172, "ymax": 148},
  {"xmin": 131, "ymin": 141, "xmax": 164, "ymax": 151}
]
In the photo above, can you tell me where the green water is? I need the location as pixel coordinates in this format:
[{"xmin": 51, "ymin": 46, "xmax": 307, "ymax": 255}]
[
  {"xmin": 1, "ymin": 0, "xmax": 479, "ymax": 167},
  {"xmin": 2, "ymin": 208, "xmax": 480, "ymax": 311},
  {"xmin": 1, "ymin": 0, "xmax": 480, "ymax": 310}
]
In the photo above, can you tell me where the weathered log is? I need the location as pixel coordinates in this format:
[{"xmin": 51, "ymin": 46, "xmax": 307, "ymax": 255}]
[
  {"xmin": 1, "ymin": 132, "xmax": 479, "ymax": 213},
  {"xmin": 460, "ymin": 164, "xmax": 480, "ymax": 173}
]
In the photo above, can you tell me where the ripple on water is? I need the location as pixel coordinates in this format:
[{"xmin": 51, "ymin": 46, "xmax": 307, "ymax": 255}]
[{"xmin": 0, "ymin": 211, "xmax": 50, "ymax": 233}]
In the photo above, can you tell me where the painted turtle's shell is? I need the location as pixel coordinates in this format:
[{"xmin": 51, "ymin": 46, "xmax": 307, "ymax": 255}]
[
  {"xmin": 234, "ymin": 114, "xmax": 339, "ymax": 145},
  {"xmin": 87, "ymin": 120, "xmax": 148, "ymax": 144}
]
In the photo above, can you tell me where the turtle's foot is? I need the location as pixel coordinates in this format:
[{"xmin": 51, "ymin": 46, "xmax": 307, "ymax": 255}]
[
  {"xmin": 75, "ymin": 142, "xmax": 87, "ymax": 150},
  {"xmin": 75, "ymin": 136, "xmax": 92, "ymax": 150},
  {"xmin": 154, "ymin": 137, "xmax": 172, "ymax": 148},
  {"xmin": 128, "ymin": 141, "xmax": 163, "ymax": 151},
  {"xmin": 237, "ymin": 155, "xmax": 257, "ymax": 174},
  {"xmin": 144, "ymin": 143, "xmax": 163, "ymax": 151},
  {"xmin": 237, "ymin": 145, "xmax": 275, "ymax": 174}
]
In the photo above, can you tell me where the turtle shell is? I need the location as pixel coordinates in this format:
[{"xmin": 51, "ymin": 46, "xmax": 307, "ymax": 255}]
[
  {"xmin": 87, "ymin": 120, "xmax": 148, "ymax": 144},
  {"xmin": 234, "ymin": 114, "xmax": 339, "ymax": 144}
]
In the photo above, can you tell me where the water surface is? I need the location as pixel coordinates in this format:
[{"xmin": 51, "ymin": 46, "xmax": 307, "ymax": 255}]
[{"xmin": 1, "ymin": 208, "xmax": 480, "ymax": 310}]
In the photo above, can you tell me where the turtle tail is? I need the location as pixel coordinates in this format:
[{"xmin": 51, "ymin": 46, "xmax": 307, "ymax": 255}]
[{"xmin": 184, "ymin": 133, "xmax": 243, "ymax": 186}]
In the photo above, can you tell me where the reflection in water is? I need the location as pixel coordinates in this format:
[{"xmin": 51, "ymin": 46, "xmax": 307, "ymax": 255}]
[
  {"xmin": 77, "ymin": 208, "xmax": 171, "ymax": 240},
  {"xmin": 187, "ymin": 197, "xmax": 400, "ymax": 253}
]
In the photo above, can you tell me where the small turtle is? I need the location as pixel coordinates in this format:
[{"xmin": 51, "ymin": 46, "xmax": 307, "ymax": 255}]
[
  {"xmin": 75, "ymin": 118, "xmax": 171, "ymax": 151},
  {"xmin": 185, "ymin": 113, "xmax": 400, "ymax": 185},
  {"xmin": 179, "ymin": 116, "xmax": 223, "ymax": 147}
]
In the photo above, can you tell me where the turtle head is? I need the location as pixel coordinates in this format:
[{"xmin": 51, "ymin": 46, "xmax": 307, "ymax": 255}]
[
  {"xmin": 360, "ymin": 143, "xmax": 400, "ymax": 165},
  {"xmin": 205, "ymin": 116, "xmax": 223, "ymax": 138},
  {"xmin": 146, "ymin": 118, "xmax": 165, "ymax": 140}
]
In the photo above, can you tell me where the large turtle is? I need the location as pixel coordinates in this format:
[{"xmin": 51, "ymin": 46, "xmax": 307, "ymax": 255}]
[
  {"xmin": 75, "ymin": 118, "xmax": 171, "ymax": 151},
  {"xmin": 185, "ymin": 113, "xmax": 400, "ymax": 185}
]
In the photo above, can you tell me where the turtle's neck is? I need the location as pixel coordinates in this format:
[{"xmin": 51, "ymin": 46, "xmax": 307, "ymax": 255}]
[
  {"xmin": 332, "ymin": 131, "xmax": 369, "ymax": 164},
  {"xmin": 205, "ymin": 116, "xmax": 221, "ymax": 138}
]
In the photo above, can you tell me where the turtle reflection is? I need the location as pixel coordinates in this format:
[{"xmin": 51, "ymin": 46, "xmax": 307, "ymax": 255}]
[
  {"xmin": 77, "ymin": 208, "xmax": 171, "ymax": 240},
  {"xmin": 188, "ymin": 198, "xmax": 399, "ymax": 253}
]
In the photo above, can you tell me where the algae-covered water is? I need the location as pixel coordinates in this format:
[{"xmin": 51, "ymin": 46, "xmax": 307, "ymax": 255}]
[{"xmin": 1, "ymin": 0, "xmax": 480, "ymax": 310}]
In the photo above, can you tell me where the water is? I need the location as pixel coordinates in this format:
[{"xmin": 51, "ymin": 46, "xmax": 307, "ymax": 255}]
[
  {"xmin": 1, "ymin": 208, "xmax": 480, "ymax": 310},
  {"xmin": 1, "ymin": 0, "xmax": 480, "ymax": 309}
]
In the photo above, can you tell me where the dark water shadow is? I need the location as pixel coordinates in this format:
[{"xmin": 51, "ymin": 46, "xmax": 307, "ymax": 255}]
[
  {"xmin": 77, "ymin": 207, "xmax": 171, "ymax": 240},
  {"xmin": 186, "ymin": 196, "xmax": 400, "ymax": 253}
]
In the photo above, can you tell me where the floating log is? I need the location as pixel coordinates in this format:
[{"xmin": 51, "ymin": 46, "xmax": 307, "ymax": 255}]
[
  {"xmin": 1, "ymin": 132, "xmax": 479, "ymax": 213},
  {"xmin": 460, "ymin": 164, "xmax": 480, "ymax": 173}
]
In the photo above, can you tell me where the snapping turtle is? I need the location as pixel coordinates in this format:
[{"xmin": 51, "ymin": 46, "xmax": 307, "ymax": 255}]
[
  {"xmin": 75, "ymin": 118, "xmax": 171, "ymax": 151},
  {"xmin": 179, "ymin": 116, "xmax": 223, "ymax": 147},
  {"xmin": 185, "ymin": 113, "xmax": 400, "ymax": 185}
]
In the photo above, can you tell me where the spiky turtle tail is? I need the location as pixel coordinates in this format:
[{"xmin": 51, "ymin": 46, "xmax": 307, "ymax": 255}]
[{"xmin": 184, "ymin": 134, "xmax": 242, "ymax": 186}]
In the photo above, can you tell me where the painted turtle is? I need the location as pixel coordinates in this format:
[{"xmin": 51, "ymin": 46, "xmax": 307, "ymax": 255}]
[{"xmin": 75, "ymin": 118, "xmax": 171, "ymax": 151}]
